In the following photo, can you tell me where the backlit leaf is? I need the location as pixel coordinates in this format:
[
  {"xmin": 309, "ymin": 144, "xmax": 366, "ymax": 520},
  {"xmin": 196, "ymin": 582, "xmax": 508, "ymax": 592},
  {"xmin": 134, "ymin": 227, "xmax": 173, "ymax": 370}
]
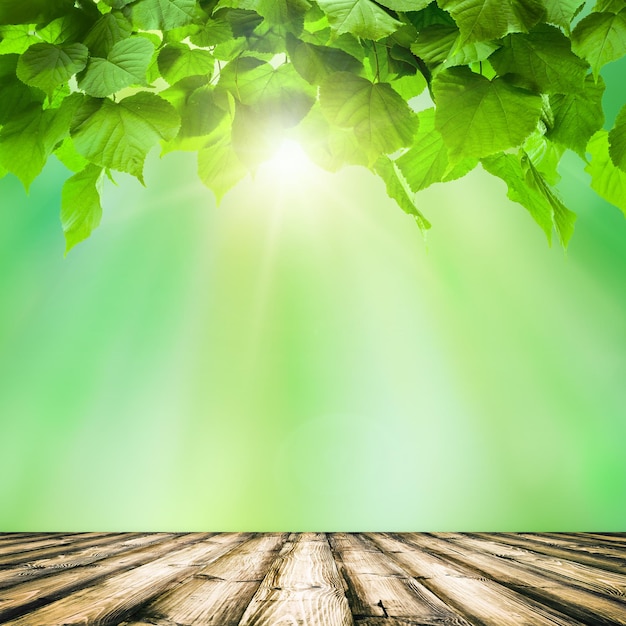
[
  {"xmin": 127, "ymin": 0, "xmax": 198, "ymax": 30},
  {"xmin": 0, "ymin": 97, "xmax": 77, "ymax": 189},
  {"xmin": 433, "ymin": 67, "xmax": 542, "ymax": 162},
  {"xmin": 255, "ymin": 0, "xmax": 311, "ymax": 35},
  {"xmin": 373, "ymin": 155, "xmax": 431, "ymax": 233},
  {"xmin": 0, "ymin": 25, "xmax": 39, "ymax": 54},
  {"xmin": 437, "ymin": 0, "xmax": 545, "ymax": 46},
  {"xmin": 608, "ymin": 103, "xmax": 626, "ymax": 171},
  {"xmin": 482, "ymin": 151, "xmax": 576, "ymax": 246},
  {"xmin": 316, "ymin": 0, "xmax": 403, "ymax": 40},
  {"xmin": 288, "ymin": 35, "xmax": 363, "ymax": 84},
  {"xmin": 295, "ymin": 103, "xmax": 369, "ymax": 171},
  {"xmin": 547, "ymin": 74, "xmax": 605, "ymax": 155},
  {"xmin": 593, "ymin": 0, "xmax": 626, "ymax": 13},
  {"xmin": 198, "ymin": 133, "xmax": 248, "ymax": 201},
  {"xmin": 78, "ymin": 36, "xmax": 154, "ymax": 97},
  {"xmin": 376, "ymin": 0, "xmax": 431, "ymax": 10},
  {"xmin": 158, "ymin": 43, "xmax": 214, "ymax": 84},
  {"xmin": 571, "ymin": 9, "xmax": 626, "ymax": 78},
  {"xmin": 83, "ymin": 12, "xmax": 133, "ymax": 57},
  {"xmin": 71, "ymin": 92, "xmax": 181, "ymax": 182},
  {"xmin": 61, "ymin": 163, "xmax": 103, "ymax": 254},
  {"xmin": 396, "ymin": 107, "xmax": 476, "ymax": 193},
  {"xmin": 17, "ymin": 42, "xmax": 88, "ymax": 97},
  {"xmin": 543, "ymin": 0, "xmax": 584, "ymax": 31},
  {"xmin": 586, "ymin": 130, "xmax": 626, "ymax": 215},
  {"xmin": 0, "ymin": 0, "xmax": 74, "ymax": 26},
  {"xmin": 490, "ymin": 25, "xmax": 588, "ymax": 94},
  {"xmin": 320, "ymin": 71, "xmax": 418, "ymax": 162}
]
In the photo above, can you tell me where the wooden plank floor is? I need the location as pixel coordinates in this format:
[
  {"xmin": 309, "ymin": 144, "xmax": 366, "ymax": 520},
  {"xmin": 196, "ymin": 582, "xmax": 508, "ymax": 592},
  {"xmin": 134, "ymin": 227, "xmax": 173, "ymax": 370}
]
[{"xmin": 0, "ymin": 533, "xmax": 624, "ymax": 625}]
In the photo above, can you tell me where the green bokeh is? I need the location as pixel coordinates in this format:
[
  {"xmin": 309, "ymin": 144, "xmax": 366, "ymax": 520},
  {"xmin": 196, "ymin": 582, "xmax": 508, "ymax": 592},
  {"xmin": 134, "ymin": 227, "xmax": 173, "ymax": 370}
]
[{"xmin": 0, "ymin": 59, "xmax": 625, "ymax": 532}]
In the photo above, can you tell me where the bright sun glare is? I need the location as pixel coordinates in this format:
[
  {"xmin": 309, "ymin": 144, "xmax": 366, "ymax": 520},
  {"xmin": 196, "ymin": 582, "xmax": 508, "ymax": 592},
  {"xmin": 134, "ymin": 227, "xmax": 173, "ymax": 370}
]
[{"xmin": 263, "ymin": 138, "xmax": 312, "ymax": 180}]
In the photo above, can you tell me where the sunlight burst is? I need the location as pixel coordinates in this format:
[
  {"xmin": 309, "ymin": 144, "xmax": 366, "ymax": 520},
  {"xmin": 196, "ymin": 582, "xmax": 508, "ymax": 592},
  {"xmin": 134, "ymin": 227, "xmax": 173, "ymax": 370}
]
[{"xmin": 262, "ymin": 139, "xmax": 313, "ymax": 182}]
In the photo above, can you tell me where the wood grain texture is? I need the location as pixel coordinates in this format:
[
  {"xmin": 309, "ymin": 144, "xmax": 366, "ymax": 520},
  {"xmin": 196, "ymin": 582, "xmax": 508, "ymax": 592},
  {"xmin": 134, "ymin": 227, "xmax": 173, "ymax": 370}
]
[
  {"xmin": 120, "ymin": 533, "xmax": 288, "ymax": 626},
  {"xmin": 475, "ymin": 532, "xmax": 626, "ymax": 574},
  {"xmin": 404, "ymin": 533, "xmax": 626, "ymax": 625},
  {"xmin": 0, "ymin": 533, "xmax": 624, "ymax": 626},
  {"xmin": 329, "ymin": 533, "xmax": 470, "ymax": 625},
  {"xmin": 238, "ymin": 532, "xmax": 354, "ymax": 626}
]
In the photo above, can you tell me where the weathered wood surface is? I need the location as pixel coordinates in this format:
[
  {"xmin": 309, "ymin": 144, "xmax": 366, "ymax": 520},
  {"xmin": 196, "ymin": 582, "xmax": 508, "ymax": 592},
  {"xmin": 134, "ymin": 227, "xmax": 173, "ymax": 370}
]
[{"xmin": 0, "ymin": 533, "xmax": 623, "ymax": 625}]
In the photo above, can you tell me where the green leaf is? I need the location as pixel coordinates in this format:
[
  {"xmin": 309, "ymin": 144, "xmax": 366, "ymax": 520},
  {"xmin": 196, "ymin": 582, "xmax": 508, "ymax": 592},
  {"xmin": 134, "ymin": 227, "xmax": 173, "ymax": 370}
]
[
  {"xmin": 158, "ymin": 43, "xmax": 214, "ymax": 84},
  {"xmin": 390, "ymin": 72, "xmax": 427, "ymax": 100},
  {"xmin": 482, "ymin": 151, "xmax": 576, "ymax": 246},
  {"xmin": 411, "ymin": 24, "xmax": 459, "ymax": 65},
  {"xmin": 287, "ymin": 35, "xmax": 363, "ymax": 84},
  {"xmin": 437, "ymin": 0, "xmax": 545, "ymax": 46},
  {"xmin": 78, "ymin": 36, "xmax": 155, "ymax": 97},
  {"xmin": 198, "ymin": 134, "xmax": 248, "ymax": 201},
  {"xmin": 373, "ymin": 155, "xmax": 431, "ymax": 233},
  {"xmin": 255, "ymin": 0, "xmax": 311, "ymax": 35},
  {"xmin": 61, "ymin": 163, "xmax": 103, "ymax": 254},
  {"xmin": 522, "ymin": 130, "xmax": 564, "ymax": 185},
  {"xmin": 0, "ymin": 98, "xmax": 76, "ymax": 190},
  {"xmin": 396, "ymin": 107, "xmax": 476, "ymax": 193},
  {"xmin": 543, "ymin": 0, "xmax": 584, "ymax": 31},
  {"xmin": 71, "ymin": 92, "xmax": 181, "ymax": 182},
  {"xmin": 0, "ymin": 55, "xmax": 45, "ymax": 124},
  {"xmin": 83, "ymin": 12, "xmax": 133, "ymax": 57},
  {"xmin": 376, "ymin": 0, "xmax": 431, "ymax": 10},
  {"xmin": 0, "ymin": 25, "xmax": 39, "ymax": 54},
  {"xmin": 295, "ymin": 102, "xmax": 369, "ymax": 171},
  {"xmin": 102, "ymin": 0, "xmax": 135, "ymax": 8},
  {"xmin": 36, "ymin": 10, "xmax": 94, "ymax": 45},
  {"xmin": 127, "ymin": 0, "xmax": 198, "ymax": 30},
  {"xmin": 586, "ymin": 130, "xmax": 626, "ymax": 215},
  {"xmin": 319, "ymin": 71, "xmax": 418, "ymax": 162},
  {"xmin": 547, "ymin": 73, "xmax": 605, "ymax": 155},
  {"xmin": 54, "ymin": 136, "xmax": 90, "ymax": 172},
  {"xmin": 608, "ymin": 103, "xmax": 626, "ymax": 171},
  {"xmin": 189, "ymin": 18, "xmax": 233, "ymax": 46},
  {"xmin": 0, "ymin": 0, "xmax": 74, "ymax": 26},
  {"xmin": 593, "ymin": 0, "xmax": 626, "ymax": 13},
  {"xmin": 490, "ymin": 25, "xmax": 588, "ymax": 94},
  {"xmin": 179, "ymin": 84, "xmax": 226, "ymax": 137},
  {"xmin": 433, "ymin": 67, "xmax": 542, "ymax": 162},
  {"xmin": 316, "ymin": 0, "xmax": 403, "ymax": 40},
  {"xmin": 17, "ymin": 42, "xmax": 88, "ymax": 97},
  {"xmin": 230, "ymin": 102, "xmax": 279, "ymax": 169},
  {"xmin": 571, "ymin": 9, "xmax": 626, "ymax": 78},
  {"xmin": 219, "ymin": 59, "xmax": 315, "ymax": 126}
]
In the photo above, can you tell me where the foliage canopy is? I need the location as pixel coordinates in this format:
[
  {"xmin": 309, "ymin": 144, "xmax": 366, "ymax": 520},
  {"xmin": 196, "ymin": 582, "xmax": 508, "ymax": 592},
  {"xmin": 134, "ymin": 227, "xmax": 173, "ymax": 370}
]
[{"xmin": 0, "ymin": 0, "xmax": 625, "ymax": 252}]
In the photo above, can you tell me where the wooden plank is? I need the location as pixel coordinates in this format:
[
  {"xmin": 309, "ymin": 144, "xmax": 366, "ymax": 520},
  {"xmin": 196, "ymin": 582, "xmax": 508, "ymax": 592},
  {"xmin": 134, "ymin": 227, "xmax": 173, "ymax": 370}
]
[
  {"xmin": 475, "ymin": 533, "xmax": 626, "ymax": 575},
  {"xmin": 525, "ymin": 533, "xmax": 626, "ymax": 559},
  {"xmin": 3, "ymin": 533, "xmax": 250, "ymax": 626},
  {"xmin": 0, "ymin": 533, "xmax": 169, "ymax": 591},
  {"xmin": 525, "ymin": 533, "xmax": 626, "ymax": 558},
  {"xmin": 0, "ymin": 533, "xmax": 113, "ymax": 562},
  {"xmin": 439, "ymin": 533, "xmax": 626, "ymax": 597},
  {"xmin": 237, "ymin": 532, "xmax": 354, "ymax": 626},
  {"xmin": 576, "ymin": 533, "xmax": 626, "ymax": 547},
  {"xmin": 119, "ymin": 533, "xmax": 288, "ymax": 626},
  {"xmin": 0, "ymin": 533, "xmax": 210, "ymax": 623},
  {"xmin": 366, "ymin": 533, "xmax": 588, "ymax": 626},
  {"xmin": 0, "ymin": 533, "xmax": 67, "ymax": 546},
  {"xmin": 329, "ymin": 533, "xmax": 470, "ymax": 625},
  {"xmin": 0, "ymin": 532, "xmax": 130, "ymax": 567},
  {"xmin": 403, "ymin": 533, "xmax": 626, "ymax": 626}
]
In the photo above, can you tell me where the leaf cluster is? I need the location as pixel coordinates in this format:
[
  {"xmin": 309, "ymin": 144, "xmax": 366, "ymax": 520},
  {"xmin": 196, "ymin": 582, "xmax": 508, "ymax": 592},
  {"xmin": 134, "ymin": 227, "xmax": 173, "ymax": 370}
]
[{"xmin": 0, "ymin": 0, "xmax": 625, "ymax": 252}]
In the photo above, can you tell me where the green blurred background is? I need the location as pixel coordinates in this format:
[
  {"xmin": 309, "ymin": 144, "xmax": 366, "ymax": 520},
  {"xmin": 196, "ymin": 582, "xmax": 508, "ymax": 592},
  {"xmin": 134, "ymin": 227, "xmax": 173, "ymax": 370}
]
[{"xmin": 1, "ymin": 59, "xmax": 625, "ymax": 532}]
